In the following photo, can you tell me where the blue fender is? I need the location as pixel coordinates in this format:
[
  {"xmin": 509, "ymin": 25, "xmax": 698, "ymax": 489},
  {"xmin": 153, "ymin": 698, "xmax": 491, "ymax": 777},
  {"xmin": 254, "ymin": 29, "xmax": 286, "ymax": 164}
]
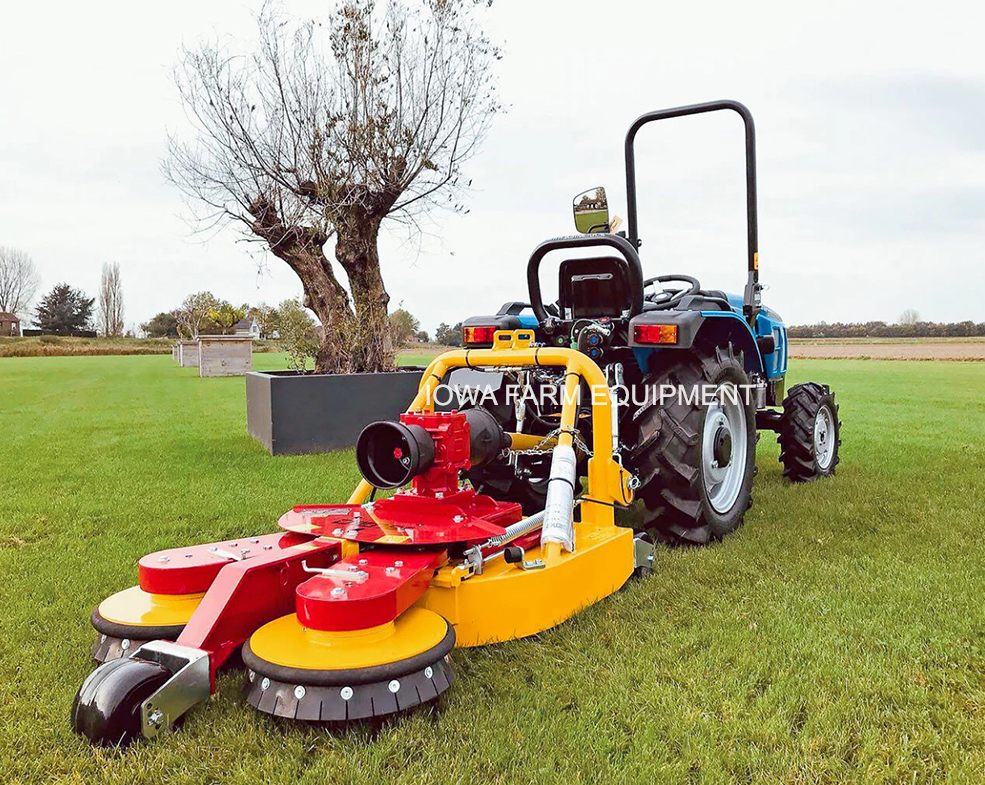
[{"xmin": 630, "ymin": 303, "xmax": 788, "ymax": 380}]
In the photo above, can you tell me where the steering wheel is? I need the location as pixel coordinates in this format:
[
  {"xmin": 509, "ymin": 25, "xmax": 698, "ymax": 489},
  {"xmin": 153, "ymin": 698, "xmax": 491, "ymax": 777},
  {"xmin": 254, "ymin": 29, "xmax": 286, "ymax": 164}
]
[{"xmin": 643, "ymin": 274, "xmax": 701, "ymax": 311}]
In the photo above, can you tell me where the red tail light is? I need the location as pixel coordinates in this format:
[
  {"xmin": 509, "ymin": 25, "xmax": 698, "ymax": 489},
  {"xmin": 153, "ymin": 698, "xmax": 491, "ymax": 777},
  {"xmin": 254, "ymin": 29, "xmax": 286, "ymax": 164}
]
[
  {"xmin": 463, "ymin": 325, "xmax": 497, "ymax": 345},
  {"xmin": 633, "ymin": 324, "xmax": 678, "ymax": 344}
]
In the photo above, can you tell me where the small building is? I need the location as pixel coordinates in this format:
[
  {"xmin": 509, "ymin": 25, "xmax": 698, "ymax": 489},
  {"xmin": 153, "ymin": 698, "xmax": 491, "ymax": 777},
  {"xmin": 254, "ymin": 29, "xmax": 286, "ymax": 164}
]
[
  {"xmin": 232, "ymin": 317, "xmax": 260, "ymax": 338},
  {"xmin": 0, "ymin": 312, "xmax": 21, "ymax": 337}
]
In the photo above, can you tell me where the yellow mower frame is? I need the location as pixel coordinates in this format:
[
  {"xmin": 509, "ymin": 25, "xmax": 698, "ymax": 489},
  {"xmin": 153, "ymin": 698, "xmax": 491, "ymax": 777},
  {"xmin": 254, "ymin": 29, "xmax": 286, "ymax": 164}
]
[{"xmin": 343, "ymin": 329, "xmax": 639, "ymax": 647}]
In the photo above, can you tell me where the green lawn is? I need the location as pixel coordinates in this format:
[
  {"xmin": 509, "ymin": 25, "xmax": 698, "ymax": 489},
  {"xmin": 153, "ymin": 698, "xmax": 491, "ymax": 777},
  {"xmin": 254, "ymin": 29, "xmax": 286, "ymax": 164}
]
[{"xmin": 1, "ymin": 355, "xmax": 984, "ymax": 783}]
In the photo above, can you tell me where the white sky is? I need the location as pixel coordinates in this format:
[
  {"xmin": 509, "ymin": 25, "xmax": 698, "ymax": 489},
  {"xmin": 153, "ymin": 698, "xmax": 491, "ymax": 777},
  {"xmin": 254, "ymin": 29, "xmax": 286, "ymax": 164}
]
[{"xmin": 2, "ymin": 0, "xmax": 984, "ymax": 333}]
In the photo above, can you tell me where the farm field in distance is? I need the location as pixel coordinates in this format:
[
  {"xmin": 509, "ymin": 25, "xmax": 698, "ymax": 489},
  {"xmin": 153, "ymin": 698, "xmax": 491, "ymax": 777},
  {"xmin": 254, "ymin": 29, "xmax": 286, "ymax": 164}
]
[
  {"xmin": 789, "ymin": 337, "xmax": 985, "ymax": 361},
  {"xmin": 1, "ymin": 354, "xmax": 984, "ymax": 783}
]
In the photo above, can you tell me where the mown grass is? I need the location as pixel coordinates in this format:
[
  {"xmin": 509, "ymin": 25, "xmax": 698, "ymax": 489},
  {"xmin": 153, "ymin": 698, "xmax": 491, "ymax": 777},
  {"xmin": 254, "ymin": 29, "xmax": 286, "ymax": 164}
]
[{"xmin": 0, "ymin": 356, "xmax": 984, "ymax": 783}]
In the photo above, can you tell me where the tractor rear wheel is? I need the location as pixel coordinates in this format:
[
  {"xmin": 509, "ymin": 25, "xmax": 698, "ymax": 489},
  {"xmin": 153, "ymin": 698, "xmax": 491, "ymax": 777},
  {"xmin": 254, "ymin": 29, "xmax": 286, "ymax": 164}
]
[
  {"xmin": 628, "ymin": 344, "xmax": 757, "ymax": 545},
  {"xmin": 778, "ymin": 382, "xmax": 841, "ymax": 481}
]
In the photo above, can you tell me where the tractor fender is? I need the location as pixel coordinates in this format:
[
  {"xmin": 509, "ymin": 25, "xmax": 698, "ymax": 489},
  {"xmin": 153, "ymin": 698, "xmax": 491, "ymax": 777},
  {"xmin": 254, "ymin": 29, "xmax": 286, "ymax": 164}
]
[{"xmin": 629, "ymin": 310, "xmax": 764, "ymax": 377}]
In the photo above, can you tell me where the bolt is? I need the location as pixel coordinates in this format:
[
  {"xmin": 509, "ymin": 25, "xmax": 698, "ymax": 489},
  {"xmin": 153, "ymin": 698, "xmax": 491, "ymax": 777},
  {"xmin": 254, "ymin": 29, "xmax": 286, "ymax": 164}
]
[
  {"xmin": 385, "ymin": 566, "xmax": 396, "ymax": 576},
  {"xmin": 251, "ymin": 538, "xmax": 260, "ymax": 544},
  {"xmin": 185, "ymin": 553, "xmax": 193, "ymax": 558},
  {"xmin": 358, "ymin": 559, "xmax": 368, "ymax": 566},
  {"xmin": 453, "ymin": 515, "xmax": 464, "ymax": 523},
  {"xmin": 388, "ymin": 679, "xmax": 400, "ymax": 693},
  {"xmin": 332, "ymin": 528, "xmax": 343, "ymax": 536},
  {"xmin": 424, "ymin": 666, "xmax": 433, "ymax": 679},
  {"xmin": 148, "ymin": 708, "xmax": 164, "ymax": 728},
  {"xmin": 240, "ymin": 548, "xmax": 250, "ymax": 555},
  {"xmin": 394, "ymin": 560, "xmax": 404, "ymax": 568},
  {"xmin": 248, "ymin": 670, "xmax": 255, "ymax": 682},
  {"xmin": 330, "ymin": 587, "xmax": 346, "ymax": 598},
  {"xmin": 158, "ymin": 555, "xmax": 170, "ymax": 563},
  {"xmin": 340, "ymin": 686, "xmax": 353, "ymax": 701},
  {"xmin": 261, "ymin": 677, "xmax": 270, "ymax": 690},
  {"xmin": 263, "ymin": 545, "xmax": 273, "ymax": 550},
  {"xmin": 294, "ymin": 685, "xmax": 306, "ymax": 699},
  {"xmin": 121, "ymin": 639, "xmax": 130, "ymax": 650}
]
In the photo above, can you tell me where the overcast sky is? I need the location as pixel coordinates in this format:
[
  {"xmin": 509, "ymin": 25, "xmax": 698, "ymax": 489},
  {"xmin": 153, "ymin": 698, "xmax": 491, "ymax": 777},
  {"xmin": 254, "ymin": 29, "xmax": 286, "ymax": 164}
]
[{"xmin": 2, "ymin": 0, "xmax": 984, "ymax": 333}]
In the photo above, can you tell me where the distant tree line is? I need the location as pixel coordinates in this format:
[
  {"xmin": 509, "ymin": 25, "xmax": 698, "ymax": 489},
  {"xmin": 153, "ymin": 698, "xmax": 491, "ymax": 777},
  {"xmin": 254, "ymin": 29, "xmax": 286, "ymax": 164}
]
[
  {"xmin": 142, "ymin": 293, "xmax": 267, "ymax": 340},
  {"xmin": 3, "ymin": 256, "xmax": 129, "ymax": 338},
  {"xmin": 435, "ymin": 322, "xmax": 463, "ymax": 346},
  {"xmin": 789, "ymin": 321, "xmax": 985, "ymax": 339}
]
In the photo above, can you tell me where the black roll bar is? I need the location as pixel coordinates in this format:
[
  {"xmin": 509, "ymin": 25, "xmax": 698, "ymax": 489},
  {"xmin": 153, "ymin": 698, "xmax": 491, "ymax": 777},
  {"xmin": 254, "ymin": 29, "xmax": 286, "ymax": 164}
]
[
  {"xmin": 624, "ymin": 100, "xmax": 761, "ymax": 322},
  {"xmin": 526, "ymin": 234, "xmax": 644, "ymax": 326}
]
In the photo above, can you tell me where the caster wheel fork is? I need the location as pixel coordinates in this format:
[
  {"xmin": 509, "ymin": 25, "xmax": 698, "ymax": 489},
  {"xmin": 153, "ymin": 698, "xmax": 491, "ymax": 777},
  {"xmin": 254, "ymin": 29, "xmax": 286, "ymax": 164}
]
[{"xmin": 71, "ymin": 640, "xmax": 211, "ymax": 747}]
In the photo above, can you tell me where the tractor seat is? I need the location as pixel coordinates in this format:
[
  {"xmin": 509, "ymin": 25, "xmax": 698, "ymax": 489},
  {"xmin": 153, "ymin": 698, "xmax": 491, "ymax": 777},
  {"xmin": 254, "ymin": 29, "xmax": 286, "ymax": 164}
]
[
  {"xmin": 558, "ymin": 256, "xmax": 631, "ymax": 319},
  {"xmin": 642, "ymin": 289, "xmax": 732, "ymax": 313}
]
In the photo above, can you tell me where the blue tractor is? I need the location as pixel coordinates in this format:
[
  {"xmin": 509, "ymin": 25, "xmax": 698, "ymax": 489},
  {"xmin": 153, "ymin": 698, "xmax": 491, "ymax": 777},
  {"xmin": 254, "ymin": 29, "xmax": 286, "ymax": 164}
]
[{"xmin": 460, "ymin": 100, "xmax": 841, "ymax": 544}]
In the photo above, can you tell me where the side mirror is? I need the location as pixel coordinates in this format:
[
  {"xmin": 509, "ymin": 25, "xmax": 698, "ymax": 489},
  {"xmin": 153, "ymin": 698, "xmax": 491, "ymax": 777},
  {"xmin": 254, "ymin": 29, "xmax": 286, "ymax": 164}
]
[{"xmin": 573, "ymin": 187, "xmax": 609, "ymax": 234}]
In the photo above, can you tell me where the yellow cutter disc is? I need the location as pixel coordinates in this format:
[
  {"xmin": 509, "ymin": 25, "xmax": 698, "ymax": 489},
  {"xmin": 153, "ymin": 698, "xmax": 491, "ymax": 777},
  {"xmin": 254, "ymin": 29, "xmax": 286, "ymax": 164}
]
[
  {"xmin": 243, "ymin": 607, "xmax": 456, "ymax": 723},
  {"xmin": 90, "ymin": 585, "xmax": 204, "ymax": 662},
  {"xmin": 246, "ymin": 606, "xmax": 448, "ymax": 671}
]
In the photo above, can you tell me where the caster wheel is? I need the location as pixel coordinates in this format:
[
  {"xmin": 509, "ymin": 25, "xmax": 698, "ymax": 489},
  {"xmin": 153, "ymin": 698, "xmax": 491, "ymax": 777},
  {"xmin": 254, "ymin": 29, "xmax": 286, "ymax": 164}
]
[{"xmin": 71, "ymin": 657, "xmax": 171, "ymax": 747}]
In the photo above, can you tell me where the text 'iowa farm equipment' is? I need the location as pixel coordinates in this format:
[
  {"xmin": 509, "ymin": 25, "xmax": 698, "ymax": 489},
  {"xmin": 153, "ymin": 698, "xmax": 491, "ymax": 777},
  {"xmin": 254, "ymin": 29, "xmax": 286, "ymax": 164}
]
[{"xmin": 73, "ymin": 100, "xmax": 840, "ymax": 746}]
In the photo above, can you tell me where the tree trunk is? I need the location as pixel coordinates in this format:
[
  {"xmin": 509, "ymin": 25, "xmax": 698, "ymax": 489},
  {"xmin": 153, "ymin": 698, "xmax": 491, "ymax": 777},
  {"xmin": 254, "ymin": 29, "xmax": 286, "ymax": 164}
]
[
  {"xmin": 335, "ymin": 219, "xmax": 395, "ymax": 373},
  {"xmin": 250, "ymin": 196, "xmax": 358, "ymax": 374},
  {"xmin": 288, "ymin": 248, "xmax": 358, "ymax": 374},
  {"xmin": 250, "ymin": 196, "xmax": 395, "ymax": 374}
]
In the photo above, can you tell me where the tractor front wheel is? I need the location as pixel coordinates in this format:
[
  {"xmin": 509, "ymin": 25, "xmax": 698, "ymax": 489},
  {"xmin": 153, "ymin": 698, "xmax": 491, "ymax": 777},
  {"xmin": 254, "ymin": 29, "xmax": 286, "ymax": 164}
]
[
  {"xmin": 629, "ymin": 344, "xmax": 757, "ymax": 545},
  {"xmin": 778, "ymin": 382, "xmax": 841, "ymax": 481}
]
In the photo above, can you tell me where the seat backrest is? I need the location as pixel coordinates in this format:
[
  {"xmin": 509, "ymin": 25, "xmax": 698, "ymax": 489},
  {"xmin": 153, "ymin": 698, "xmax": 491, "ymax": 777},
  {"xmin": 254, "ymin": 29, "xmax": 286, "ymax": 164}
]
[{"xmin": 558, "ymin": 256, "xmax": 631, "ymax": 319}]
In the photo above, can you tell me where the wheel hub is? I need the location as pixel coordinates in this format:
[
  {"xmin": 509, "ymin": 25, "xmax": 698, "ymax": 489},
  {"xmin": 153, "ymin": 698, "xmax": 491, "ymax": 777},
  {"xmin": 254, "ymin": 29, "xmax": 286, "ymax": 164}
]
[
  {"xmin": 701, "ymin": 384, "xmax": 748, "ymax": 514},
  {"xmin": 712, "ymin": 426, "xmax": 732, "ymax": 468},
  {"xmin": 814, "ymin": 404, "xmax": 836, "ymax": 470}
]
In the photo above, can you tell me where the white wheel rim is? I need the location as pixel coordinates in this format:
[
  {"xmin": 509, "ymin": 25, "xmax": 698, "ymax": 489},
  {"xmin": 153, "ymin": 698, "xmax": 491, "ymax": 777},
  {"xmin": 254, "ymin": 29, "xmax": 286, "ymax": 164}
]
[
  {"xmin": 701, "ymin": 383, "xmax": 748, "ymax": 514},
  {"xmin": 814, "ymin": 404, "xmax": 836, "ymax": 470}
]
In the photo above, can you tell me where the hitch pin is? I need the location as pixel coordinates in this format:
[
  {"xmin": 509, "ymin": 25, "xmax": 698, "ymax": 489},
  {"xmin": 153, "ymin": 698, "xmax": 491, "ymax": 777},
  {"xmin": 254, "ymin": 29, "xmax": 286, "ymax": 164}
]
[{"xmin": 301, "ymin": 561, "xmax": 370, "ymax": 583}]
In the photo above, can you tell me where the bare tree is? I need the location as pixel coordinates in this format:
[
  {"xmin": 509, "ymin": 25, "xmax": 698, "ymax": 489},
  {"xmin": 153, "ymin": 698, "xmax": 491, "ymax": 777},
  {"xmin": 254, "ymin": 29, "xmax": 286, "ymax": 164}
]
[
  {"xmin": 98, "ymin": 262, "xmax": 125, "ymax": 337},
  {"xmin": 899, "ymin": 308, "xmax": 920, "ymax": 326},
  {"xmin": 166, "ymin": 0, "xmax": 501, "ymax": 373},
  {"xmin": 0, "ymin": 246, "xmax": 40, "ymax": 318}
]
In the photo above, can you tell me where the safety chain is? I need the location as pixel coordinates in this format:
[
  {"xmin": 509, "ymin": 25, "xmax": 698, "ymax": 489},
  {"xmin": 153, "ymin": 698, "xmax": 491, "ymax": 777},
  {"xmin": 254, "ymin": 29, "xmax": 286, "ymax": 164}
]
[{"xmin": 506, "ymin": 425, "xmax": 593, "ymax": 459}]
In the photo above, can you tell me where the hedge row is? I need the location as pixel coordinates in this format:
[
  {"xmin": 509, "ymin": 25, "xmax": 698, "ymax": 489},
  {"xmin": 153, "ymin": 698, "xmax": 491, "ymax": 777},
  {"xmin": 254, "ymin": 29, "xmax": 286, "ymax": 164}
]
[{"xmin": 789, "ymin": 322, "xmax": 985, "ymax": 339}]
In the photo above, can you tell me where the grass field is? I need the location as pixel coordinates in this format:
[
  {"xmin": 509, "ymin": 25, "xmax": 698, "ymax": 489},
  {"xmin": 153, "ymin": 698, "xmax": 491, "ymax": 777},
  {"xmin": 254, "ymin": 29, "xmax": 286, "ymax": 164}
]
[{"xmin": 1, "ymin": 355, "xmax": 984, "ymax": 783}]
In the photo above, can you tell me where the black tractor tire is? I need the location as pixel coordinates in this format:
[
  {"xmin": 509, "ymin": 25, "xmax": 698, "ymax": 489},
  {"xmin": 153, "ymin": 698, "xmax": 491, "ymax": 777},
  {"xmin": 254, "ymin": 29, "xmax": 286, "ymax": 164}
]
[
  {"xmin": 628, "ymin": 344, "xmax": 757, "ymax": 545},
  {"xmin": 778, "ymin": 382, "xmax": 841, "ymax": 481}
]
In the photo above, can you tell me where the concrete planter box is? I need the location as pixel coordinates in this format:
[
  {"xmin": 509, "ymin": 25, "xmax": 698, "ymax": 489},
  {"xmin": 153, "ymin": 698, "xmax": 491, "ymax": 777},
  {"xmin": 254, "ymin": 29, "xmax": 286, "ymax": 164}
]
[{"xmin": 247, "ymin": 370, "xmax": 426, "ymax": 455}]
